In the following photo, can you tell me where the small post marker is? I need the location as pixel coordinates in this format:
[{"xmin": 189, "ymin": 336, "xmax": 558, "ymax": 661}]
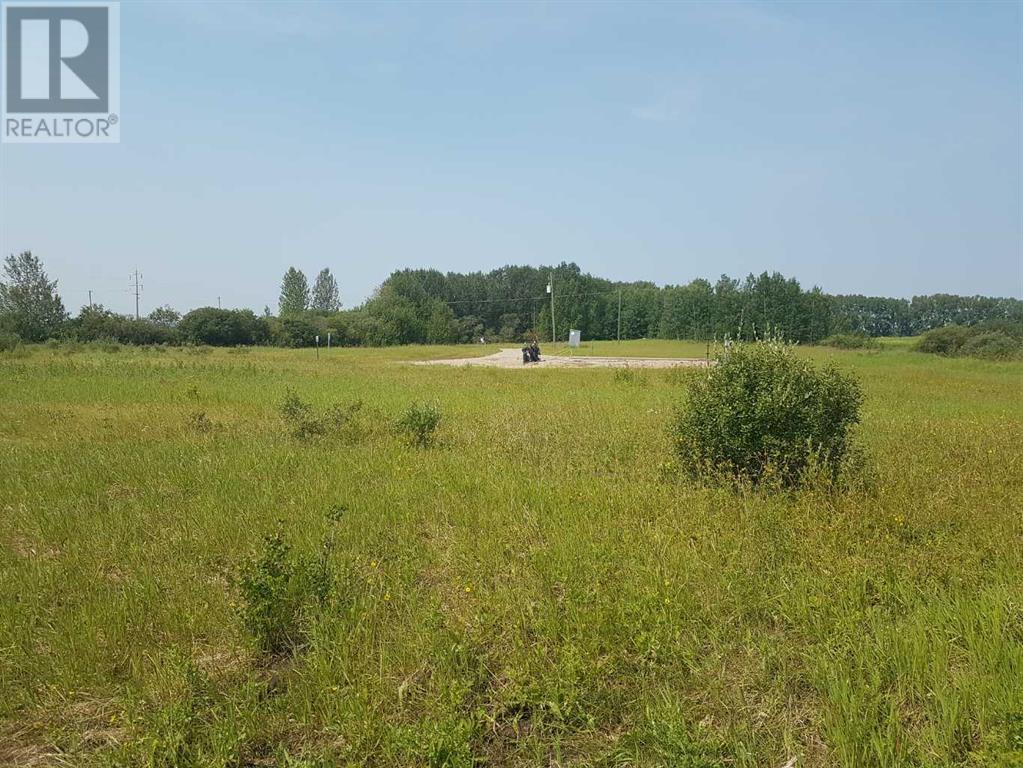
[{"xmin": 315, "ymin": 335, "xmax": 320, "ymax": 360}]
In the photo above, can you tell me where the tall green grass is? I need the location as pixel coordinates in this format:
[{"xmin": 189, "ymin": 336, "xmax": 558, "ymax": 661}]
[{"xmin": 1, "ymin": 342, "xmax": 1021, "ymax": 766}]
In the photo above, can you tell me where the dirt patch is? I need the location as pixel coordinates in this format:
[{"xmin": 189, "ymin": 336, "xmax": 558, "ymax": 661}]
[{"xmin": 413, "ymin": 348, "xmax": 710, "ymax": 369}]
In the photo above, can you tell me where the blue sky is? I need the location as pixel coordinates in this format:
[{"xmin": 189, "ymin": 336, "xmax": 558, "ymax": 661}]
[{"xmin": 1, "ymin": 0, "xmax": 1020, "ymax": 315}]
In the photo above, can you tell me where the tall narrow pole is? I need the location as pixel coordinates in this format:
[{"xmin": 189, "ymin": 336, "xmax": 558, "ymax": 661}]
[
  {"xmin": 549, "ymin": 272, "xmax": 556, "ymax": 345},
  {"xmin": 130, "ymin": 270, "xmax": 142, "ymax": 320},
  {"xmin": 88, "ymin": 290, "xmax": 93, "ymax": 310},
  {"xmin": 617, "ymin": 289, "xmax": 622, "ymax": 343}
]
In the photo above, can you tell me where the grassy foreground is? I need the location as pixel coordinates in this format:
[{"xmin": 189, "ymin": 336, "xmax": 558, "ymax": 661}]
[{"xmin": 1, "ymin": 341, "xmax": 1021, "ymax": 767}]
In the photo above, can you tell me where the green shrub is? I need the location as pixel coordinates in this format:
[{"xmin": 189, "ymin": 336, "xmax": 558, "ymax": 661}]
[
  {"xmin": 237, "ymin": 531, "xmax": 331, "ymax": 656},
  {"xmin": 178, "ymin": 307, "xmax": 268, "ymax": 346},
  {"xmin": 975, "ymin": 319, "xmax": 1023, "ymax": 341},
  {"xmin": 914, "ymin": 325, "xmax": 973, "ymax": 356},
  {"xmin": 271, "ymin": 315, "xmax": 323, "ymax": 348},
  {"xmin": 672, "ymin": 340, "xmax": 863, "ymax": 487},
  {"xmin": 961, "ymin": 331, "xmax": 1021, "ymax": 361},
  {"xmin": 0, "ymin": 330, "xmax": 21, "ymax": 352},
  {"xmin": 396, "ymin": 402, "xmax": 442, "ymax": 448},
  {"xmin": 278, "ymin": 390, "xmax": 305, "ymax": 421},
  {"xmin": 280, "ymin": 389, "xmax": 317, "ymax": 437},
  {"xmin": 280, "ymin": 389, "xmax": 368, "ymax": 441},
  {"xmin": 71, "ymin": 305, "xmax": 179, "ymax": 345},
  {"xmin": 914, "ymin": 323, "xmax": 1023, "ymax": 360},
  {"xmin": 821, "ymin": 333, "xmax": 879, "ymax": 350}
]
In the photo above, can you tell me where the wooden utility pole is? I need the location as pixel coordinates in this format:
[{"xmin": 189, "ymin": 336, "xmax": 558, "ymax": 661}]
[
  {"xmin": 617, "ymin": 289, "xmax": 622, "ymax": 342},
  {"xmin": 548, "ymin": 272, "xmax": 556, "ymax": 345}
]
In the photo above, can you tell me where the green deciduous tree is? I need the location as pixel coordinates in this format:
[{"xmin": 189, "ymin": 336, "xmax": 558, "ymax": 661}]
[
  {"xmin": 278, "ymin": 268, "xmax": 310, "ymax": 316},
  {"xmin": 0, "ymin": 251, "xmax": 68, "ymax": 342},
  {"xmin": 310, "ymin": 268, "xmax": 341, "ymax": 313},
  {"xmin": 147, "ymin": 305, "xmax": 181, "ymax": 327}
]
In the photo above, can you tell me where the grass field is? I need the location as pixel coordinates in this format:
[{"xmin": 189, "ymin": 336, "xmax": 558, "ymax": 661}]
[{"xmin": 1, "ymin": 340, "xmax": 1021, "ymax": 767}]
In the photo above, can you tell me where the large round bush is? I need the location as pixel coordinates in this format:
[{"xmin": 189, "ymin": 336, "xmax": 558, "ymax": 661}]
[
  {"xmin": 913, "ymin": 325, "xmax": 972, "ymax": 356},
  {"xmin": 673, "ymin": 341, "xmax": 863, "ymax": 486}
]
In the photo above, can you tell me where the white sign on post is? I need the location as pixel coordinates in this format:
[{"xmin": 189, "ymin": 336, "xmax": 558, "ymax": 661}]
[{"xmin": 568, "ymin": 329, "xmax": 581, "ymax": 348}]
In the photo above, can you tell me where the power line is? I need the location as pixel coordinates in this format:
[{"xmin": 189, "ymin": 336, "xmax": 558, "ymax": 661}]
[{"xmin": 437, "ymin": 295, "xmax": 546, "ymax": 306}]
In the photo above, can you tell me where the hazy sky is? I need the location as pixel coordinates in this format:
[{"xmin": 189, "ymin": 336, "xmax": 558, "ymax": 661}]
[{"xmin": 1, "ymin": 0, "xmax": 1020, "ymax": 315}]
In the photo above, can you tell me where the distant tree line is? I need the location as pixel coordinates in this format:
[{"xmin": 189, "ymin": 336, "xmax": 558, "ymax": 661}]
[
  {"xmin": 1, "ymin": 252, "xmax": 1020, "ymax": 348},
  {"xmin": 341, "ymin": 263, "xmax": 1022, "ymax": 346}
]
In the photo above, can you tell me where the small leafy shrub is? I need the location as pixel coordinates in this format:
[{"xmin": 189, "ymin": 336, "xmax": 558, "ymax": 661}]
[
  {"xmin": 280, "ymin": 389, "xmax": 368, "ymax": 441},
  {"xmin": 821, "ymin": 333, "xmax": 879, "ymax": 350},
  {"xmin": 326, "ymin": 503, "xmax": 347, "ymax": 523},
  {"xmin": 961, "ymin": 331, "xmax": 1020, "ymax": 361},
  {"xmin": 672, "ymin": 340, "xmax": 863, "ymax": 487},
  {"xmin": 237, "ymin": 531, "xmax": 332, "ymax": 656},
  {"xmin": 396, "ymin": 402, "xmax": 442, "ymax": 448},
  {"xmin": 0, "ymin": 331, "xmax": 21, "ymax": 353},
  {"xmin": 280, "ymin": 389, "xmax": 319, "ymax": 438},
  {"xmin": 45, "ymin": 338, "xmax": 60, "ymax": 350}
]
